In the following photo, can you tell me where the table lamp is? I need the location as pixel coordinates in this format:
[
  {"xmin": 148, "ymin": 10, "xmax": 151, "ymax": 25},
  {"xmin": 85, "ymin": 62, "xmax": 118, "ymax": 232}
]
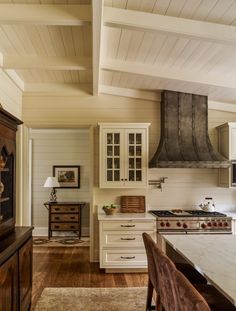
[{"xmin": 44, "ymin": 177, "xmax": 60, "ymax": 202}]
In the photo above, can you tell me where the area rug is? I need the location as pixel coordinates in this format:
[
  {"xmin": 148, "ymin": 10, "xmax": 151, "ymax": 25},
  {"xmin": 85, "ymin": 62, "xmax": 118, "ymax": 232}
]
[
  {"xmin": 34, "ymin": 287, "xmax": 147, "ymax": 311},
  {"xmin": 33, "ymin": 237, "xmax": 89, "ymax": 247}
]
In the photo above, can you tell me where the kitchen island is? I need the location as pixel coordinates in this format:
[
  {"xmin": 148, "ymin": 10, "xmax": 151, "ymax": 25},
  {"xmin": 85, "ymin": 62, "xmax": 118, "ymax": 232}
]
[{"xmin": 163, "ymin": 234, "xmax": 236, "ymax": 306}]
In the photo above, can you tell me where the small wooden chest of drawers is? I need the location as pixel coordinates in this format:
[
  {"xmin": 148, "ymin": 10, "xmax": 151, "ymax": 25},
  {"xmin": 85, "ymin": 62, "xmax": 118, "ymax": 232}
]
[{"xmin": 44, "ymin": 202, "xmax": 86, "ymax": 239}]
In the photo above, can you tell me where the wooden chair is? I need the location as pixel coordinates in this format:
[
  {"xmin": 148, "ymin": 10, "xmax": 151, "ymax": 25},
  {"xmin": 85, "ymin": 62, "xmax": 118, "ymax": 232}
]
[
  {"xmin": 175, "ymin": 269, "xmax": 211, "ymax": 311},
  {"xmin": 142, "ymin": 232, "xmax": 162, "ymax": 311}
]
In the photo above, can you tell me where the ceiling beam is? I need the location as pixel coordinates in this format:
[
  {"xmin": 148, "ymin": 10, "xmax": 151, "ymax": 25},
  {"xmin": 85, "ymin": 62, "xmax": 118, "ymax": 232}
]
[
  {"xmin": 2, "ymin": 55, "xmax": 92, "ymax": 70},
  {"xmin": 102, "ymin": 59, "xmax": 236, "ymax": 91},
  {"xmin": 104, "ymin": 7, "xmax": 236, "ymax": 46},
  {"xmin": 0, "ymin": 4, "xmax": 91, "ymax": 26},
  {"xmin": 92, "ymin": 0, "xmax": 103, "ymax": 95},
  {"xmin": 100, "ymin": 85, "xmax": 160, "ymax": 101},
  {"xmin": 24, "ymin": 83, "xmax": 92, "ymax": 95}
]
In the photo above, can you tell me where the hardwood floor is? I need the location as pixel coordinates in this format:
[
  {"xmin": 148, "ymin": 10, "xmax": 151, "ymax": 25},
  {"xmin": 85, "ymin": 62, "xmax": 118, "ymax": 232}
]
[{"xmin": 32, "ymin": 246, "xmax": 148, "ymax": 309}]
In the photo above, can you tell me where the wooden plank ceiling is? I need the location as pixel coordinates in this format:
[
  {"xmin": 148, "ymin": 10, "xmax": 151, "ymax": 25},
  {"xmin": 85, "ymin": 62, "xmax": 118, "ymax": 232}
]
[{"xmin": 0, "ymin": 0, "xmax": 235, "ymax": 107}]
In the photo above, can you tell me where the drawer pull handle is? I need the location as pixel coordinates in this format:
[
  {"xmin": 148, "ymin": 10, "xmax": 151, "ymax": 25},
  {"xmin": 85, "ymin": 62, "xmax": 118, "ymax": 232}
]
[
  {"xmin": 120, "ymin": 256, "xmax": 135, "ymax": 260},
  {"xmin": 55, "ymin": 217, "xmax": 60, "ymax": 220},
  {"xmin": 121, "ymin": 225, "xmax": 135, "ymax": 228},
  {"xmin": 121, "ymin": 237, "xmax": 136, "ymax": 241},
  {"xmin": 70, "ymin": 208, "xmax": 75, "ymax": 211},
  {"xmin": 70, "ymin": 226, "xmax": 75, "ymax": 229},
  {"xmin": 55, "ymin": 208, "xmax": 60, "ymax": 211},
  {"xmin": 70, "ymin": 217, "xmax": 76, "ymax": 220},
  {"xmin": 55, "ymin": 225, "xmax": 59, "ymax": 229}
]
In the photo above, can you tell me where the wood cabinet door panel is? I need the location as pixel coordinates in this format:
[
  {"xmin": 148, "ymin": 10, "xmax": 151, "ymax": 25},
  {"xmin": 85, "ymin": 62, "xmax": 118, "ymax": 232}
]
[
  {"xmin": 0, "ymin": 253, "xmax": 18, "ymax": 311},
  {"xmin": 19, "ymin": 238, "xmax": 32, "ymax": 311}
]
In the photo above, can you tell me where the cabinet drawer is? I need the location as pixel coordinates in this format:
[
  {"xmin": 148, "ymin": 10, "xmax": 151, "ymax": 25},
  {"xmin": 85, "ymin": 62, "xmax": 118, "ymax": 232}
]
[
  {"xmin": 102, "ymin": 249, "xmax": 147, "ymax": 267},
  {"xmin": 102, "ymin": 221, "xmax": 154, "ymax": 231},
  {"xmin": 51, "ymin": 214, "xmax": 79, "ymax": 222},
  {"xmin": 51, "ymin": 205, "xmax": 79, "ymax": 213},
  {"xmin": 102, "ymin": 231, "xmax": 154, "ymax": 247},
  {"xmin": 50, "ymin": 223, "xmax": 79, "ymax": 230}
]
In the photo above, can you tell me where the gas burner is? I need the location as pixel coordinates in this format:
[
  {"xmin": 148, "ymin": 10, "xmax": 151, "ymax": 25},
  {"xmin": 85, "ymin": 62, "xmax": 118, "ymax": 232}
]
[{"xmin": 187, "ymin": 210, "xmax": 227, "ymax": 217}]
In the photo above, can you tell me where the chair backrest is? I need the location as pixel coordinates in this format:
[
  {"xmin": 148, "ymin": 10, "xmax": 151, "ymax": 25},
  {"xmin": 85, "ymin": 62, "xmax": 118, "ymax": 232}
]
[
  {"xmin": 142, "ymin": 232, "xmax": 158, "ymax": 289},
  {"xmin": 152, "ymin": 243, "xmax": 179, "ymax": 311},
  {"xmin": 175, "ymin": 269, "xmax": 211, "ymax": 311}
]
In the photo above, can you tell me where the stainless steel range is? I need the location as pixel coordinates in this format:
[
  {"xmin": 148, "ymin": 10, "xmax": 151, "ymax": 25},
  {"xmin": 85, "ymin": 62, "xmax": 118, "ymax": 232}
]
[{"xmin": 149, "ymin": 210, "xmax": 232, "ymax": 234}]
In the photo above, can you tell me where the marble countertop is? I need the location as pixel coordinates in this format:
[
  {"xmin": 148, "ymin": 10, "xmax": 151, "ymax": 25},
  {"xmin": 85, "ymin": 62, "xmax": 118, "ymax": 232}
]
[
  {"xmin": 163, "ymin": 234, "xmax": 236, "ymax": 306},
  {"xmin": 97, "ymin": 212, "xmax": 155, "ymax": 221}
]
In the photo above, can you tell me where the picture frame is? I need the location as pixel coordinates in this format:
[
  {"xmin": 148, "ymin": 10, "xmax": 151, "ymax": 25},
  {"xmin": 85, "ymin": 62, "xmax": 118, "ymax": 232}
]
[{"xmin": 53, "ymin": 165, "xmax": 80, "ymax": 188}]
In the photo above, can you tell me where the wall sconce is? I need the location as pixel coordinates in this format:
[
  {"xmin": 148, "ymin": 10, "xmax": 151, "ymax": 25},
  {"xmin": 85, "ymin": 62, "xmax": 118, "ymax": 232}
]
[
  {"xmin": 148, "ymin": 177, "xmax": 168, "ymax": 191},
  {"xmin": 44, "ymin": 177, "xmax": 60, "ymax": 202}
]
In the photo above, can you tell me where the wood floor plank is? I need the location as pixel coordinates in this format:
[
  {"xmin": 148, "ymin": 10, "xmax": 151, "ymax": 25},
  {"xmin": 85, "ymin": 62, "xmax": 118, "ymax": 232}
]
[{"xmin": 32, "ymin": 246, "xmax": 148, "ymax": 309}]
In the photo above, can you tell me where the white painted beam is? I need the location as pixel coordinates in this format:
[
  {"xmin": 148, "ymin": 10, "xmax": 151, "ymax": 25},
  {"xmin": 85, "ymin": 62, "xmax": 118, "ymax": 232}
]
[
  {"xmin": 100, "ymin": 85, "xmax": 160, "ymax": 101},
  {"xmin": 24, "ymin": 83, "xmax": 92, "ymax": 95},
  {"xmin": 2, "ymin": 55, "xmax": 92, "ymax": 70},
  {"xmin": 0, "ymin": 4, "xmax": 91, "ymax": 26},
  {"xmin": 3, "ymin": 69, "xmax": 24, "ymax": 91},
  {"xmin": 209, "ymin": 100, "xmax": 236, "ymax": 113},
  {"xmin": 104, "ymin": 7, "xmax": 236, "ymax": 46},
  {"xmin": 102, "ymin": 59, "xmax": 236, "ymax": 91},
  {"xmin": 92, "ymin": 0, "xmax": 103, "ymax": 95}
]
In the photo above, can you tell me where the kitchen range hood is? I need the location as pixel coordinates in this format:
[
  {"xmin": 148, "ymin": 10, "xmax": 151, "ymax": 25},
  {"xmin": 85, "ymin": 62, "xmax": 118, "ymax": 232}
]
[{"xmin": 149, "ymin": 90, "xmax": 230, "ymax": 168}]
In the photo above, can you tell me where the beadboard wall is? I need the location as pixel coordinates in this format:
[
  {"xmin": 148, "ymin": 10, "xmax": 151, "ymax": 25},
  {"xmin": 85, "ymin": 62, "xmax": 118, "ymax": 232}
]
[
  {"xmin": 23, "ymin": 93, "xmax": 236, "ymax": 259},
  {"xmin": 30, "ymin": 129, "xmax": 90, "ymax": 237}
]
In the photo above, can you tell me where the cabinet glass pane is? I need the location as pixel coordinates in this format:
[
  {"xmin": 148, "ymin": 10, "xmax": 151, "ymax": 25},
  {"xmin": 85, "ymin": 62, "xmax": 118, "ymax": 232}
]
[
  {"xmin": 107, "ymin": 133, "xmax": 113, "ymax": 144},
  {"xmin": 129, "ymin": 146, "xmax": 134, "ymax": 156},
  {"xmin": 129, "ymin": 170, "xmax": 134, "ymax": 181},
  {"xmin": 136, "ymin": 133, "xmax": 142, "ymax": 144},
  {"xmin": 114, "ymin": 133, "xmax": 120, "ymax": 144},
  {"xmin": 114, "ymin": 158, "xmax": 120, "ymax": 169},
  {"xmin": 114, "ymin": 146, "xmax": 120, "ymax": 156},
  {"xmin": 107, "ymin": 170, "xmax": 112, "ymax": 181},
  {"xmin": 107, "ymin": 158, "xmax": 112, "ymax": 169},
  {"xmin": 129, "ymin": 133, "xmax": 134, "ymax": 144},
  {"xmin": 136, "ymin": 170, "xmax": 142, "ymax": 181},
  {"xmin": 129, "ymin": 158, "xmax": 134, "ymax": 169},
  {"xmin": 114, "ymin": 170, "xmax": 120, "ymax": 181},
  {"xmin": 107, "ymin": 146, "xmax": 113, "ymax": 156},
  {"xmin": 136, "ymin": 158, "xmax": 141, "ymax": 169},
  {"xmin": 136, "ymin": 146, "xmax": 141, "ymax": 156}
]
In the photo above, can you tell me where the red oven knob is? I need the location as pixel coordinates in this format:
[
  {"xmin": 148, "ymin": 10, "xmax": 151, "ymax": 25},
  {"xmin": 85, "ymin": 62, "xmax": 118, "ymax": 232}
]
[
  {"xmin": 213, "ymin": 222, "xmax": 217, "ymax": 227},
  {"xmin": 160, "ymin": 222, "xmax": 165, "ymax": 227},
  {"xmin": 177, "ymin": 222, "xmax": 181, "ymax": 227},
  {"xmin": 166, "ymin": 222, "xmax": 170, "ymax": 227},
  {"xmin": 183, "ymin": 223, "xmax": 188, "ymax": 229},
  {"xmin": 207, "ymin": 222, "xmax": 212, "ymax": 227},
  {"xmin": 224, "ymin": 222, "xmax": 228, "ymax": 227},
  {"xmin": 218, "ymin": 222, "xmax": 223, "ymax": 227},
  {"xmin": 201, "ymin": 223, "xmax": 206, "ymax": 229}
]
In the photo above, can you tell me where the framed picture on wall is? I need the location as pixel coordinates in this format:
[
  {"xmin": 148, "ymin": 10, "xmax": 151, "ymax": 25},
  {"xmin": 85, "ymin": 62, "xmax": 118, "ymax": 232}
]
[{"xmin": 53, "ymin": 165, "xmax": 80, "ymax": 188}]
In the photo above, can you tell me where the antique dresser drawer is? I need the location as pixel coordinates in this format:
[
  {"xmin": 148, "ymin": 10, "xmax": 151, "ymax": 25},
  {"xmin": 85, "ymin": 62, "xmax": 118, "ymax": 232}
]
[
  {"xmin": 51, "ymin": 214, "xmax": 79, "ymax": 222},
  {"xmin": 51, "ymin": 205, "xmax": 79, "ymax": 213},
  {"xmin": 102, "ymin": 221, "xmax": 155, "ymax": 231},
  {"xmin": 102, "ymin": 231, "xmax": 154, "ymax": 248},
  {"xmin": 102, "ymin": 249, "xmax": 147, "ymax": 267},
  {"xmin": 50, "ymin": 223, "xmax": 79, "ymax": 230}
]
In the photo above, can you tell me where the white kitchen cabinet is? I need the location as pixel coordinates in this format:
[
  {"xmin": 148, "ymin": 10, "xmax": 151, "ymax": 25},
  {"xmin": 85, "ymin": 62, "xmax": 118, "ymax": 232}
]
[
  {"xmin": 217, "ymin": 123, "xmax": 236, "ymax": 187},
  {"xmin": 98, "ymin": 123, "xmax": 150, "ymax": 188},
  {"xmin": 98, "ymin": 214, "xmax": 156, "ymax": 272}
]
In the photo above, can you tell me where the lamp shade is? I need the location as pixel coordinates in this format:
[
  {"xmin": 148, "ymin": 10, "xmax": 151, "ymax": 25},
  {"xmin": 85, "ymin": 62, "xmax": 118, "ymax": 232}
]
[{"xmin": 44, "ymin": 177, "xmax": 60, "ymax": 188}]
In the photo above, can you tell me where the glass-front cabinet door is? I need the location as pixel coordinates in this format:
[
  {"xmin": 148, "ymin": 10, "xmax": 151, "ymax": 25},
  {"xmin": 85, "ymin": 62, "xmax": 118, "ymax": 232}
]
[{"xmin": 99, "ymin": 123, "xmax": 149, "ymax": 188}]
